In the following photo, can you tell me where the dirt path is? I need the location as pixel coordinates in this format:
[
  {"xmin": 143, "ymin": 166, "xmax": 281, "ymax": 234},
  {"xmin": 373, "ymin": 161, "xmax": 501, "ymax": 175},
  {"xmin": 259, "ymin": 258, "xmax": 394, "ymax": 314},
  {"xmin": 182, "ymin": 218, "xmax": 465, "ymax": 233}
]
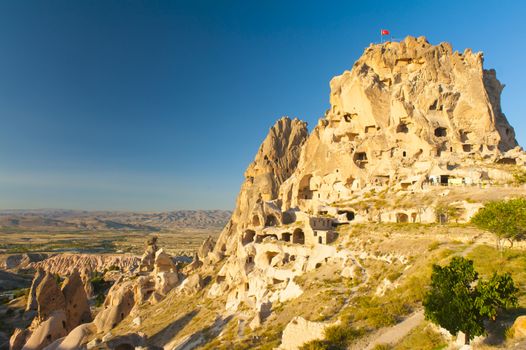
[
  {"xmin": 356, "ymin": 242, "xmax": 480, "ymax": 349},
  {"xmin": 362, "ymin": 310, "xmax": 425, "ymax": 349}
]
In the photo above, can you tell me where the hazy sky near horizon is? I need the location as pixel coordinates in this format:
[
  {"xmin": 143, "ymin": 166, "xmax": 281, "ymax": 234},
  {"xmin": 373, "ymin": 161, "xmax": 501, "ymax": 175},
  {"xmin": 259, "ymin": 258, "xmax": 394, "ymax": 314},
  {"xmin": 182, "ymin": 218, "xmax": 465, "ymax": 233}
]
[{"xmin": 1, "ymin": 0, "xmax": 525, "ymax": 211}]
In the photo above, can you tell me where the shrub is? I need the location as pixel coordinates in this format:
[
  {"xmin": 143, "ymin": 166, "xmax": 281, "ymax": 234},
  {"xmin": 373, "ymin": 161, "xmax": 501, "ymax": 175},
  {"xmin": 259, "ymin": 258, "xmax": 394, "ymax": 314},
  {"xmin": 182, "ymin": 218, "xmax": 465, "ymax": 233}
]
[
  {"xmin": 513, "ymin": 170, "xmax": 526, "ymax": 184},
  {"xmin": 299, "ymin": 324, "xmax": 364, "ymax": 350}
]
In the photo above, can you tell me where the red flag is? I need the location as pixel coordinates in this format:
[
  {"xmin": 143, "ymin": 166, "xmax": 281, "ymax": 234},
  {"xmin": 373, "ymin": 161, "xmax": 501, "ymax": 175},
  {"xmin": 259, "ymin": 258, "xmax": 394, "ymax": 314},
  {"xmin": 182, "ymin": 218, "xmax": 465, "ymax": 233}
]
[{"xmin": 381, "ymin": 29, "xmax": 390, "ymax": 35}]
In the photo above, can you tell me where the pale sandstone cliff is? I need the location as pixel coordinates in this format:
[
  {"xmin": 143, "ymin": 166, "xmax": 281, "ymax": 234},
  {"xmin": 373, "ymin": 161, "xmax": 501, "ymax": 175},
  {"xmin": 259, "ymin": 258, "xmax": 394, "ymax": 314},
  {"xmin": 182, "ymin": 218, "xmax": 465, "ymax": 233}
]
[
  {"xmin": 203, "ymin": 37, "xmax": 526, "ymax": 345},
  {"xmin": 215, "ymin": 36, "xmax": 524, "ymax": 257},
  {"xmin": 214, "ymin": 117, "xmax": 309, "ymax": 256}
]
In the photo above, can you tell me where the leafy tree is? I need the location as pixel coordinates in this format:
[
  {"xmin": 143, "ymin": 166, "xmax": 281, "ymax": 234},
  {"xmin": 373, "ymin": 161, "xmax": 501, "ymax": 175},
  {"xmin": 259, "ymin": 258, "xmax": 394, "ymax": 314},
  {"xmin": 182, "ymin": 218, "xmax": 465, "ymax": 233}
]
[
  {"xmin": 471, "ymin": 198, "xmax": 526, "ymax": 249},
  {"xmin": 423, "ymin": 257, "xmax": 517, "ymax": 345}
]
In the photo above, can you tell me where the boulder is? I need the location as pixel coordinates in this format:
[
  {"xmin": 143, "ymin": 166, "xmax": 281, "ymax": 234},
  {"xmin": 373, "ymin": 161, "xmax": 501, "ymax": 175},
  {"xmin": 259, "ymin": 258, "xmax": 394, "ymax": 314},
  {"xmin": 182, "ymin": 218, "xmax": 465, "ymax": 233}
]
[
  {"xmin": 42, "ymin": 323, "xmax": 96, "ymax": 350},
  {"xmin": 178, "ymin": 273, "xmax": 204, "ymax": 295},
  {"xmin": 279, "ymin": 316, "xmax": 331, "ymax": 350},
  {"xmin": 154, "ymin": 271, "xmax": 179, "ymax": 296},
  {"xmin": 509, "ymin": 315, "xmax": 526, "ymax": 339}
]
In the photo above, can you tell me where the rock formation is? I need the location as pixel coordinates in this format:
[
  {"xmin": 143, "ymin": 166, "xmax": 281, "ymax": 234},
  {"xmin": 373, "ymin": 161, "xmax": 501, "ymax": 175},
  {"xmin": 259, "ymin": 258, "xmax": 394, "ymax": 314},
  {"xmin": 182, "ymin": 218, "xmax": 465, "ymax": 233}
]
[
  {"xmin": 279, "ymin": 316, "xmax": 334, "ymax": 350},
  {"xmin": 3, "ymin": 253, "xmax": 48, "ymax": 270},
  {"xmin": 11, "ymin": 271, "xmax": 92, "ymax": 350},
  {"xmin": 93, "ymin": 279, "xmax": 136, "ymax": 333},
  {"xmin": 26, "ymin": 268, "xmax": 45, "ymax": 312},
  {"xmin": 22, "ymin": 310, "xmax": 68, "ymax": 350},
  {"xmin": 215, "ymin": 36, "xmax": 526, "ymax": 258},
  {"xmin": 36, "ymin": 274, "xmax": 66, "ymax": 322},
  {"xmin": 61, "ymin": 270, "xmax": 92, "ymax": 331},
  {"xmin": 214, "ymin": 117, "xmax": 309, "ymax": 256},
  {"xmin": 203, "ymin": 36, "xmax": 526, "ymax": 339},
  {"xmin": 197, "ymin": 235, "xmax": 215, "ymax": 261},
  {"xmin": 28, "ymin": 253, "xmax": 139, "ymax": 276},
  {"xmin": 510, "ymin": 315, "xmax": 526, "ymax": 340},
  {"xmin": 277, "ymin": 36, "xmax": 522, "ymax": 216},
  {"xmin": 9, "ymin": 329, "xmax": 29, "ymax": 350},
  {"xmin": 139, "ymin": 236, "xmax": 158, "ymax": 272}
]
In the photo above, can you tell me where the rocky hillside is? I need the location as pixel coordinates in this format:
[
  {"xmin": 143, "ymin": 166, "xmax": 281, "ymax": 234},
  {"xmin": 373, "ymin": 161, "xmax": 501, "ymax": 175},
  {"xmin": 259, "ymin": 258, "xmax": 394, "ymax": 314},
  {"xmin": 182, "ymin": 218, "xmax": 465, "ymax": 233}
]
[{"xmin": 5, "ymin": 37, "xmax": 526, "ymax": 350}]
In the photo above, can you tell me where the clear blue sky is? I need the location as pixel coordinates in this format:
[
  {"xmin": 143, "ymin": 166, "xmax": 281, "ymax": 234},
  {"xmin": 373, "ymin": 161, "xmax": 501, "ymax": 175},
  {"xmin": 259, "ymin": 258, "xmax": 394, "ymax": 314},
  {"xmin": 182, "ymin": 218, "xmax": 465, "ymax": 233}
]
[{"xmin": 0, "ymin": 0, "xmax": 524, "ymax": 211}]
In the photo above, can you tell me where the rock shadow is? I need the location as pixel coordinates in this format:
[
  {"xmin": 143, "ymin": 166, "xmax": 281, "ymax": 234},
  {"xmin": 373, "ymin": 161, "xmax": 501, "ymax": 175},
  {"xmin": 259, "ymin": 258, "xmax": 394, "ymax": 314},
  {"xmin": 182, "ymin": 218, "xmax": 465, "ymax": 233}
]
[
  {"xmin": 148, "ymin": 309, "xmax": 198, "ymax": 346},
  {"xmin": 483, "ymin": 307, "xmax": 526, "ymax": 346},
  {"xmin": 162, "ymin": 314, "xmax": 234, "ymax": 349}
]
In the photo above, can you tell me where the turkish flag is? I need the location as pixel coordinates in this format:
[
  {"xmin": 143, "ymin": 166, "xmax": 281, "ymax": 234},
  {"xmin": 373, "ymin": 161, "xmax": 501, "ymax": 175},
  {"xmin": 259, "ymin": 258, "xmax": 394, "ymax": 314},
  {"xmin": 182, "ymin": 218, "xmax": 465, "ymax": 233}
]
[{"xmin": 381, "ymin": 29, "xmax": 390, "ymax": 35}]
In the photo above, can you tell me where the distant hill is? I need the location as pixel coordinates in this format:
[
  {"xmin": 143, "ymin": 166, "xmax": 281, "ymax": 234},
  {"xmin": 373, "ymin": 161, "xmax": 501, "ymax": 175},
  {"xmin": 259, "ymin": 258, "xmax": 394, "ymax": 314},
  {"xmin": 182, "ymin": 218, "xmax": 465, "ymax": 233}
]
[{"xmin": 0, "ymin": 209, "xmax": 232, "ymax": 231}]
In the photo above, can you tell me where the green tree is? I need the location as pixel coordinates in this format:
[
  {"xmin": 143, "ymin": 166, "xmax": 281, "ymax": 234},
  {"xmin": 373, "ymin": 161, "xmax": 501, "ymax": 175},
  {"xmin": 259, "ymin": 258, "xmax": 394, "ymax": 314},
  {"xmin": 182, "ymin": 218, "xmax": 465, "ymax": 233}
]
[
  {"xmin": 471, "ymin": 198, "xmax": 526, "ymax": 249},
  {"xmin": 423, "ymin": 257, "xmax": 517, "ymax": 345}
]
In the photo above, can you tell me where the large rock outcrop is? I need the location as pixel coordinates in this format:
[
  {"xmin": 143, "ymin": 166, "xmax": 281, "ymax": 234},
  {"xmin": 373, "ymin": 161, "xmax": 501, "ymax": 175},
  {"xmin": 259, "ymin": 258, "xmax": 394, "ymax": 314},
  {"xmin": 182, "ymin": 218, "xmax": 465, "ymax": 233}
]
[
  {"xmin": 215, "ymin": 36, "xmax": 524, "ymax": 254},
  {"xmin": 278, "ymin": 36, "xmax": 520, "ymax": 213},
  {"xmin": 92, "ymin": 279, "xmax": 136, "ymax": 333},
  {"xmin": 61, "ymin": 271, "xmax": 92, "ymax": 331},
  {"xmin": 206, "ymin": 36, "xmax": 526, "ymax": 335},
  {"xmin": 214, "ymin": 117, "xmax": 309, "ymax": 256},
  {"xmin": 12, "ymin": 271, "xmax": 92, "ymax": 350},
  {"xmin": 36, "ymin": 274, "xmax": 66, "ymax": 322}
]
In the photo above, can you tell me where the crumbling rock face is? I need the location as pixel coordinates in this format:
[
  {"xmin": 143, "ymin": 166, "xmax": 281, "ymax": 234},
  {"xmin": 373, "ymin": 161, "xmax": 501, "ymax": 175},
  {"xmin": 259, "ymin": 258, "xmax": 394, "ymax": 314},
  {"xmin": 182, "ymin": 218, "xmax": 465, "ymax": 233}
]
[
  {"xmin": 205, "ymin": 37, "xmax": 526, "ymax": 339},
  {"xmin": 93, "ymin": 280, "xmax": 136, "ymax": 333},
  {"xmin": 214, "ymin": 117, "xmax": 309, "ymax": 256},
  {"xmin": 197, "ymin": 236, "xmax": 215, "ymax": 261},
  {"xmin": 278, "ymin": 36, "xmax": 521, "ymax": 213},
  {"xmin": 22, "ymin": 310, "xmax": 68, "ymax": 350},
  {"xmin": 36, "ymin": 274, "xmax": 66, "ymax": 322},
  {"xmin": 26, "ymin": 268, "xmax": 45, "ymax": 312},
  {"xmin": 61, "ymin": 271, "xmax": 92, "ymax": 331}
]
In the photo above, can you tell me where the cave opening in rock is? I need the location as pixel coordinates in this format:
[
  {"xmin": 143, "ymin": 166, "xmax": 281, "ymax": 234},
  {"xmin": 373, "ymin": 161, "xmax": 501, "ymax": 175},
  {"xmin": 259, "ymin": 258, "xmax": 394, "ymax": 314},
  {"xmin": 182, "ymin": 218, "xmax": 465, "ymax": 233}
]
[
  {"xmin": 434, "ymin": 127, "xmax": 447, "ymax": 137},
  {"xmin": 292, "ymin": 228, "xmax": 305, "ymax": 244},
  {"xmin": 396, "ymin": 213, "xmax": 409, "ymax": 223},
  {"xmin": 396, "ymin": 123, "xmax": 409, "ymax": 133},
  {"xmin": 265, "ymin": 214, "xmax": 278, "ymax": 227},
  {"xmin": 337, "ymin": 210, "xmax": 355, "ymax": 221},
  {"xmin": 242, "ymin": 230, "xmax": 256, "ymax": 245}
]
